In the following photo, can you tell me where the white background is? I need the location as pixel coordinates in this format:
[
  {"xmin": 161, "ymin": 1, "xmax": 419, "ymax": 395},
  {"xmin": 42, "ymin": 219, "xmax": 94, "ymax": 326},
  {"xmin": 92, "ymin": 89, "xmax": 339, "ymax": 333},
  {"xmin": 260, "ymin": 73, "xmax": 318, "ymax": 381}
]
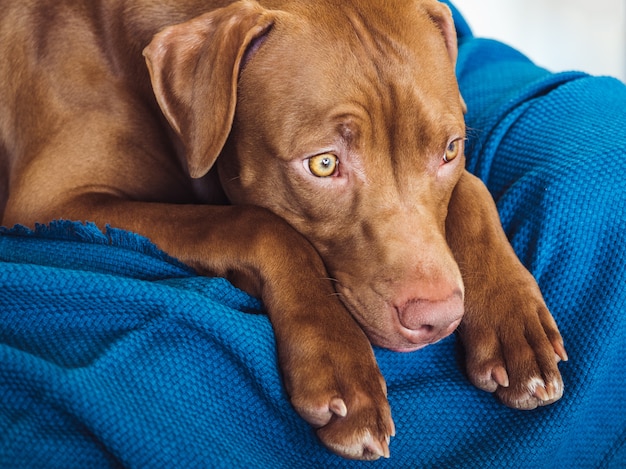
[{"xmin": 453, "ymin": 0, "xmax": 626, "ymax": 81}]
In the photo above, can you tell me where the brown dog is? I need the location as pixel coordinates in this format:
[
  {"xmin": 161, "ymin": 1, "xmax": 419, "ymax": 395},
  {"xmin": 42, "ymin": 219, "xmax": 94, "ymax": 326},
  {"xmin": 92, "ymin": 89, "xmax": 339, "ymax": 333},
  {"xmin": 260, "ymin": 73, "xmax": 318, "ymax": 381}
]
[{"xmin": 0, "ymin": 0, "xmax": 567, "ymax": 460}]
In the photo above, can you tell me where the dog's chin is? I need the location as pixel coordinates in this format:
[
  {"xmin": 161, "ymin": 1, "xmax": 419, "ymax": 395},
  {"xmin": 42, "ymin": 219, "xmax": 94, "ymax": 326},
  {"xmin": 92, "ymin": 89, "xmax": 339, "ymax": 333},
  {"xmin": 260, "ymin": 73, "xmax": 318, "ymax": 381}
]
[
  {"xmin": 387, "ymin": 343, "xmax": 429, "ymax": 353},
  {"xmin": 351, "ymin": 317, "xmax": 446, "ymax": 353},
  {"xmin": 368, "ymin": 330, "xmax": 449, "ymax": 353}
]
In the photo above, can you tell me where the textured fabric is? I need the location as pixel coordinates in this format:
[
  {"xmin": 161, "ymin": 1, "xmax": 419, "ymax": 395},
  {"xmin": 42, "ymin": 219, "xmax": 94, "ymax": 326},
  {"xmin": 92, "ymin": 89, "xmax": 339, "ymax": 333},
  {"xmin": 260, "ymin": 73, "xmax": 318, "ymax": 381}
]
[{"xmin": 2, "ymin": 4, "xmax": 626, "ymax": 468}]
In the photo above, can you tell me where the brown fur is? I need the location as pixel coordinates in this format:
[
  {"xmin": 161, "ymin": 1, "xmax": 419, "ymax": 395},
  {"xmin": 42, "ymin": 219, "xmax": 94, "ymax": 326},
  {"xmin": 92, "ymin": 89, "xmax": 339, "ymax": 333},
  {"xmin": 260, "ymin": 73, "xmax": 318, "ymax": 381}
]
[{"xmin": 0, "ymin": 0, "xmax": 566, "ymax": 460}]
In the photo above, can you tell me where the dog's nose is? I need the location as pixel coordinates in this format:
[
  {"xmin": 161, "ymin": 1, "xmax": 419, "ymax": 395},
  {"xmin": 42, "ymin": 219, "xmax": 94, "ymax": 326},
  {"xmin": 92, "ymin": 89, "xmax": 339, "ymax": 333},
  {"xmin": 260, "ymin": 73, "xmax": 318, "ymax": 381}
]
[{"xmin": 397, "ymin": 291, "xmax": 464, "ymax": 343}]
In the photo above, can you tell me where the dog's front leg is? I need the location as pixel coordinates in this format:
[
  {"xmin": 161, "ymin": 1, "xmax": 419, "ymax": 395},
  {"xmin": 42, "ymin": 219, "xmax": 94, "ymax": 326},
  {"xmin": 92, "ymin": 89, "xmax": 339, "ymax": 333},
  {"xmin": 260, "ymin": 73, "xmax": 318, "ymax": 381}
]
[
  {"xmin": 445, "ymin": 171, "xmax": 568, "ymax": 409},
  {"xmin": 20, "ymin": 197, "xmax": 394, "ymax": 460}
]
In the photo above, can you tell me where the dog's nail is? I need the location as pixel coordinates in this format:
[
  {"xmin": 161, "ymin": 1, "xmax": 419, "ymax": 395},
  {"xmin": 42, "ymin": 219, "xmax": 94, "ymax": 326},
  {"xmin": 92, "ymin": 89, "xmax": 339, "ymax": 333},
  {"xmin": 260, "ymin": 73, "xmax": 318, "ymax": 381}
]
[
  {"xmin": 554, "ymin": 342, "xmax": 569, "ymax": 362},
  {"xmin": 381, "ymin": 439, "xmax": 391, "ymax": 459},
  {"xmin": 492, "ymin": 366, "xmax": 509, "ymax": 388},
  {"xmin": 366, "ymin": 438, "xmax": 386, "ymax": 459},
  {"xmin": 358, "ymin": 430, "xmax": 386, "ymax": 459},
  {"xmin": 534, "ymin": 385, "xmax": 550, "ymax": 401},
  {"xmin": 389, "ymin": 417, "xmax": 396, "ymax": 437},
  {"xmin": 329, "ymin": 398, "xmax": 347, "ymax": 417},
  {"xmin": 379, "ymin": 377, "xmax": 388, "ymax": 397}
]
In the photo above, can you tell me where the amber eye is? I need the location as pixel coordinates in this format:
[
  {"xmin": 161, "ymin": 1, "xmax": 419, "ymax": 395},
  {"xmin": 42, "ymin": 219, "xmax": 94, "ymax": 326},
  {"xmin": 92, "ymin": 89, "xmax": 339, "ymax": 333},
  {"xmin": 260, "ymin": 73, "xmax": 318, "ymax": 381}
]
[
  {"xmin": 444, "ymin": 139, "xmax": 461, "ymax": 163},
  {"xmin": 308, "ymin": 153, "xmax": 339, "ymax": 177}
]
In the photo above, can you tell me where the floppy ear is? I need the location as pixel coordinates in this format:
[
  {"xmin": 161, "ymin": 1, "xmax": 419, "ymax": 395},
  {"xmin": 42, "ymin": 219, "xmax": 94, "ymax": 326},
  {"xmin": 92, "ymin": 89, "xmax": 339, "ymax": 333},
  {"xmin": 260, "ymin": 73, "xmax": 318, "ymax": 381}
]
[
  {"xmin": 143, "ymin": 0, "xmax": 274, "ymax": 178},
  {"xmin": 421, "ymin": 0, "xmax": 467, "ymax": 113}
]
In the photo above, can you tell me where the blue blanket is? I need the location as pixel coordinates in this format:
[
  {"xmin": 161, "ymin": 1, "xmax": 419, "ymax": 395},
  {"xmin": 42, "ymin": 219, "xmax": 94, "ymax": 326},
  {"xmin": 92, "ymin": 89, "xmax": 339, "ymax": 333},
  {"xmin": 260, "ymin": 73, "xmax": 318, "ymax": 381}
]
[{"xmin": 2, "ymin": 4, "xmax": 625, "ymax": 467}]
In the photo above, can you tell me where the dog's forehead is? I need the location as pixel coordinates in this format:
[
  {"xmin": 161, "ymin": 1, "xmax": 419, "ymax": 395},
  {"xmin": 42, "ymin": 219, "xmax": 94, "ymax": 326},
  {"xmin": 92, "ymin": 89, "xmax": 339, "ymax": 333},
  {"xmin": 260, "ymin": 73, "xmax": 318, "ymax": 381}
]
[
  {"xmin": 244, "ymin": 1, "xmax": 462, "ymax": 142},
  {"xmin": 261, "ymin": 0, "xmax": 456, "ymax": 93},
  {"xmin": 274, "ymin": 1, "xmax": 447, "ymax": 67}
]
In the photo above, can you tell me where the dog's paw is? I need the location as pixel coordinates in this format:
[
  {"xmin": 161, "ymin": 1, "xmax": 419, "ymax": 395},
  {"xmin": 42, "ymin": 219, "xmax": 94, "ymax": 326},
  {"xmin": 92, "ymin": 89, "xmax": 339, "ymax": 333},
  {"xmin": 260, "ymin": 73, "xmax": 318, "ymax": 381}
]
[
  {"xmin": 310, "ymin": 381, "xmax": 395, "ymax": 461},
  {"xmin": 280, "ymin": 329, "xmax": 394, "ymax": 460},
  {"xmin": 459, "ymin": 278, "xmax": 568, "ymax": 410}
]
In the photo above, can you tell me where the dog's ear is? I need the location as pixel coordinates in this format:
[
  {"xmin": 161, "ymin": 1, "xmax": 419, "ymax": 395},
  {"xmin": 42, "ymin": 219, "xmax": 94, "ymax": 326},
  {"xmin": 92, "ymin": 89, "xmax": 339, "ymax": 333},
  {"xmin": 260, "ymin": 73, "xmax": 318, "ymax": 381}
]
[
  {"xmin": 143, "ymin": 0, "xmax": 274, "ymax": 178},
  {"xmin": 421, "ymin": 0, "xmax": 467, "ymax": 113}
]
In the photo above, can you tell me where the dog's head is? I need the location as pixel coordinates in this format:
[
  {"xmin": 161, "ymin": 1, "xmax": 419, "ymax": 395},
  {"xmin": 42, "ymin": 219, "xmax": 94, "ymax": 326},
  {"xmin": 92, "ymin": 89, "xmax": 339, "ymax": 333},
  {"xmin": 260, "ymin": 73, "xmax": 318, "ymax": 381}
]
[{"xmin": 144, "ymin": 0, "xmax": 466, "ymax": 352}]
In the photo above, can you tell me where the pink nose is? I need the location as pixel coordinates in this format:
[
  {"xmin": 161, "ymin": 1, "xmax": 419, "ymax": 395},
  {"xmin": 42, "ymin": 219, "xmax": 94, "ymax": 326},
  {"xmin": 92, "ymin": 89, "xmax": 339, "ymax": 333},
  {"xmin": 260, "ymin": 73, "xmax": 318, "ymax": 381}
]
[{"xmin": 397, "ymin": 291, "xmax": 464, "ymax": 343}]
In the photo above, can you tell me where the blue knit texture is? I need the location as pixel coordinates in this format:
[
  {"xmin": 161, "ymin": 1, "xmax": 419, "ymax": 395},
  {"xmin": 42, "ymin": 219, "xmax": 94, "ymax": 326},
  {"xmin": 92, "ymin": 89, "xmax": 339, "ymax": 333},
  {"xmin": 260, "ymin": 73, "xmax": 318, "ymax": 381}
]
[{"xmin": 2, "ymin": 5, "xmax": 625, "ymax": 468}]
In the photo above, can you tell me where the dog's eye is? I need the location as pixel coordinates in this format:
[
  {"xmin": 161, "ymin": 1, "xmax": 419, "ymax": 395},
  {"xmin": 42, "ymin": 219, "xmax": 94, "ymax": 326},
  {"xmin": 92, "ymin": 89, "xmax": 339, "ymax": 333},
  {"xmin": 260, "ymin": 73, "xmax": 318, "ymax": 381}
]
[
  {"xmin": 443, "ymin": 139, "xmax": 461, "ymax": 163},
  {"xmin": 308, "ymin": 153, "xmax": 338, "ymax": 177}
]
